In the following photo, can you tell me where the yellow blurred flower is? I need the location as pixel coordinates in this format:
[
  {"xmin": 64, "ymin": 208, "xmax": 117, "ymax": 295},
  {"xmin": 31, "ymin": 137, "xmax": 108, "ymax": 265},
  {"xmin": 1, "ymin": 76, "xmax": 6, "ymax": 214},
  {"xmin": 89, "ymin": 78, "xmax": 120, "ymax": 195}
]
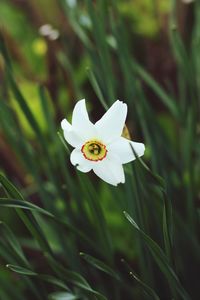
[{"xmin": 32, "ymin": 38, "xmax": 47, "ymax": 56}]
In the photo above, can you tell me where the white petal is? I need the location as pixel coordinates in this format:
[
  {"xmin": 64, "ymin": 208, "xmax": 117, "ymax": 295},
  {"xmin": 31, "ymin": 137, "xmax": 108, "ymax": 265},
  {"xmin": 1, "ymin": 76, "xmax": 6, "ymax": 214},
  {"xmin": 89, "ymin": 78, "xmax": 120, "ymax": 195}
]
[
  {"xmin": 77, "ymin": 164, "xmax": 92, "ymax": 173},
  {"xmin": 70, "ymin": 148, "xmax": 92, "ymax": 173},
  {"xmin": 95, "ymin": 100, "xmax": 127, "ymax": 143},
  {"xmin": 61, "ymin": 118, "xmax": 72, "ymax": 131},
  {"xmin": 93, "ymin": 157, "xmax": 125, "ymax": 186},
  {"xmin": 72, "ymin": 99, "xmax": 97, "ymax": 140},
  {"xmin": 63, "ymin": 130, "xmax": 83, "ymax": 148},
  {"xmin": 108, "ymin": 137, "xmax": 145, "ymax": 164},
  {"xmin": 61, "ymin": 118, "xmax": 83, "ymax": 148}
]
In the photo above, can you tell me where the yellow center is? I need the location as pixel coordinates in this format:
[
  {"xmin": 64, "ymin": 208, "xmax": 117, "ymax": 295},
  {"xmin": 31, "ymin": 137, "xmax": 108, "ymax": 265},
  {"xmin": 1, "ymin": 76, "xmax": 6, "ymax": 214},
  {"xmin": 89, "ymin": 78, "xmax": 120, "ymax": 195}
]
[{"xmin": 81, "ymin": 140, "xmax": 107, "ymax": 161}]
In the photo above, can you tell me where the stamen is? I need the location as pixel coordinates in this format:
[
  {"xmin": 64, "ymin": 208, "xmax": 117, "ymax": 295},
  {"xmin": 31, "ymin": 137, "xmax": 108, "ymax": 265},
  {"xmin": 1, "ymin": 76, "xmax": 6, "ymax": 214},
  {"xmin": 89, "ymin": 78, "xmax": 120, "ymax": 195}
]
[{"xmin": 81, "ymin": 140, "xmax": 107, "ymax": 161}]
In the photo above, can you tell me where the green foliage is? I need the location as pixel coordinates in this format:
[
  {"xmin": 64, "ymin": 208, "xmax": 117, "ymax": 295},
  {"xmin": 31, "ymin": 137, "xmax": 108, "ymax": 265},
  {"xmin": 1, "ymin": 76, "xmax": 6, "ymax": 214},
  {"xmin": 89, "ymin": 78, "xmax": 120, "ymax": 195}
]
[
  {"xmin": 118, "ymin": 0, "xmax": 171, "ymax": 37},
  {"xmin": 0, "ymin": 0, "xmax": 200, "ymax": 299}
]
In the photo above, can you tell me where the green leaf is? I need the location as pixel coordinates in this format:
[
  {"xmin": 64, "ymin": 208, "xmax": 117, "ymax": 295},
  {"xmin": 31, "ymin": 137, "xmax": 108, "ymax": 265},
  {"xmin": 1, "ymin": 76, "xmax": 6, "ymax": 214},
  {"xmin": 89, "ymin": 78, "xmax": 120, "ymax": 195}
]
[
  {"xmin": 129, "ymin": 271, "xmax": 160, "ymax": 300},
  {"xmin": 0, "ymin": 222, "xmax": 28, "ymax": 264},
  {"xmin": 80, "ymin": 252, "xmax": 120, "ymax": 280},
  {"xmin": 6, "ymin": 264, "xmax": 37, "ymax": 276},
  {"xmin": 46, "ymin": 255, "xmax": 108, "ymax": 300},
  {"xmin": 121, "ymin": 259, "xmax": 160, "ymax": 300},
  {"xmin": 129, "ymin": 144, "xmax": 166, "ymax": 191},
  {"xmin": 124, "ymin": 212, "xmax": 191, "ymax": 300},
  {"xmin": 57, "ymin": 131, "xmax": 70, "ymax": 154},
  {"xmin": 0, "ymin": 32, "xmax": 12, "ymax": 69},
  {"xmin": 162, "ymin": 194, "xmax": 173, "ymax": 264},
  {"xmin": 64, "ymin": 271, "xmax": 107, "ymax": 300},
  {"xmin": 0, "ymin": 193, "xmax": 104, "ymax": 256},
  {"xmin": 0, "ymin": 174, "xmax": 53, "ymax": 255},
  {"xmin": 49, "ymin": 292, "xmax": 79, "ymax": 300},
  {"xmin": 0, "ymin": 174, "xmax": 24, "ymax": 200},
  {"xmin": 39, "ymin": 275, "xmax": 70, "ymax": 292},
  {"xmin": 6, "ymin": 264, "xmax": 70, "ymax": 291},
  {"xmin": 86, "ymin": 68, "xmax": 108, "ymax": 110},
  {"xmin": 132, "ymin": 62, "xmax": 180, "ymax": 119},
  {"xmin": 0, "ymin": 198, "xmax": 54, "ymax": 218}
]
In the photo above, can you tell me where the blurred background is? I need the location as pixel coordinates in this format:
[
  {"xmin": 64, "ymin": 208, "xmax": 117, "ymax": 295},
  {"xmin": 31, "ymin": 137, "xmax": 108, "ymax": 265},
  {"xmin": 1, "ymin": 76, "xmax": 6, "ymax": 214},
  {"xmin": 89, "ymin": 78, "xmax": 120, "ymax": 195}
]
[{"xmin": 0, "ymin": 0, "xmax": 199, "ymax": 300}]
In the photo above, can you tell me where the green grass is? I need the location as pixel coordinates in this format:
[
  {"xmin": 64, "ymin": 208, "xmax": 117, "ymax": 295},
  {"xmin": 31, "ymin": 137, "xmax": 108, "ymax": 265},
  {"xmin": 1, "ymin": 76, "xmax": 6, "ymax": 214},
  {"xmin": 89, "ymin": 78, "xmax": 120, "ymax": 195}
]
[{"xmin": 0, "ymin": 0, "xmax": 199, "ymax": 299}]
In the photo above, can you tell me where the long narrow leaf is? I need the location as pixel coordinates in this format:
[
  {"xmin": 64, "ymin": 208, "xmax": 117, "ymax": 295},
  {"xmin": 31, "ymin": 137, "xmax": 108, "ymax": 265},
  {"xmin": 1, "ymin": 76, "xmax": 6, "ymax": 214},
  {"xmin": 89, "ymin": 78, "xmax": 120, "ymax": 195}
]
[{"xmin": 124, "ymin": 212, "xmax": 191, "ymax": 300}]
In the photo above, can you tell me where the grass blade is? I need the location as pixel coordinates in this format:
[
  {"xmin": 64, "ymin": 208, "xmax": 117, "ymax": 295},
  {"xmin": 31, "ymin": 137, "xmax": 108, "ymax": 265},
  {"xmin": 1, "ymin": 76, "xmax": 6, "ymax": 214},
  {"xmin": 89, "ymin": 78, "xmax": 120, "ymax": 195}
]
[{"xmin": 124, "ymin": 211, "xmax": 191, "ymax": 300}]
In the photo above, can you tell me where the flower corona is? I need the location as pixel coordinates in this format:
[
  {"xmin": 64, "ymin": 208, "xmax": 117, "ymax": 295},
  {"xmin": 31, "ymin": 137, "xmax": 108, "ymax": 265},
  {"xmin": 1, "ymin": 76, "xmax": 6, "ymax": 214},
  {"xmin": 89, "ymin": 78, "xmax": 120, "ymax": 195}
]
[{"xmin": 81, "ymin": 140, "xmax": 107, "ymax": 161}]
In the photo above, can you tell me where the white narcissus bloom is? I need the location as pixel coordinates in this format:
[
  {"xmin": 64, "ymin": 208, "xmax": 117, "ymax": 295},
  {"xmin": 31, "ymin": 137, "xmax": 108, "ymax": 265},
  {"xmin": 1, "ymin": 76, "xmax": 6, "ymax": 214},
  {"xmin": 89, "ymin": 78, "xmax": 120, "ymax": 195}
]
[{"xmin": 61, "ymin": 99, "xmax": 145, "ymax": 186}]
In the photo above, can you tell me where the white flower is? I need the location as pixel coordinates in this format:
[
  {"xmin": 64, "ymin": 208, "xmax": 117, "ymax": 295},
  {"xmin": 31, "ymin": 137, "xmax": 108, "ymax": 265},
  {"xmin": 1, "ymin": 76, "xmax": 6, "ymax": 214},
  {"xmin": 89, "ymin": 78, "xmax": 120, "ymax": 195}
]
[
  {"xmin": 181, "ymin": 0, "xmax": 194, "ymax": 3},
  {"xmin": 61, "ymin": 99, "xmax": 145, "ymax": 186},
  {"xmin": 39, "ymin": 24, "xmax": 53, "ymax": 36},
  {"xmin": 39, "ymin": 24, "xmax": 60, "ymax": 40}
]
